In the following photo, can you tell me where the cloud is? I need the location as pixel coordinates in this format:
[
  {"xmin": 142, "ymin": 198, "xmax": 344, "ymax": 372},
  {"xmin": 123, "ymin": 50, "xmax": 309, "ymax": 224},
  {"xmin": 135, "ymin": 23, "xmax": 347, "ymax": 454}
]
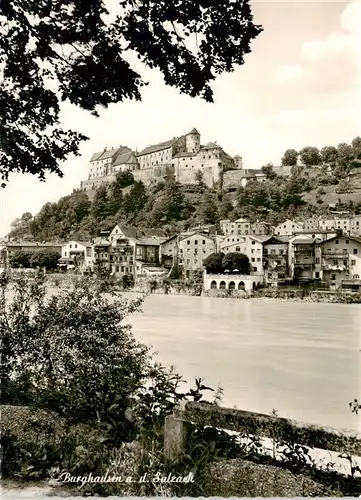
[
  {"xmin": 276, "ymin": 2, "xmax": 361, "ymax": 94},
  {"xmin": 275, "ymin": 65, "xmax": 304, "ymax": 84}
]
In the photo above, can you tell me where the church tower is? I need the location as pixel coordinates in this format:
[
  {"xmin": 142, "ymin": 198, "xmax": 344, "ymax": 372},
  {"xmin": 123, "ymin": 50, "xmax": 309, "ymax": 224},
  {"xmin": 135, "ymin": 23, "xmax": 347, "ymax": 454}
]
[{"xmin": 185, "ymin": 128, "xmax": 200, "ymax": 154}]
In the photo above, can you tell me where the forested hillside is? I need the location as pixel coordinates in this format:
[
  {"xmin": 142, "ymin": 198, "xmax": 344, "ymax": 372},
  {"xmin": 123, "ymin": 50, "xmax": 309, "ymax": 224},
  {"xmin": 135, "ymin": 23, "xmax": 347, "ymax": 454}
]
[{"xmin": 8, "ymin": 138, "xmax": 361, "ymax": 242}]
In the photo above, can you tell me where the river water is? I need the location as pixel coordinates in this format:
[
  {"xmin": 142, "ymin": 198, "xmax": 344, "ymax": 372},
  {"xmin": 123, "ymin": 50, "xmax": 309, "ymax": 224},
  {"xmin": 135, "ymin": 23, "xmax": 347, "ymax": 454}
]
[{"xmin": 128, "ymin": 295, "xmax": 361, "ymax": 433}]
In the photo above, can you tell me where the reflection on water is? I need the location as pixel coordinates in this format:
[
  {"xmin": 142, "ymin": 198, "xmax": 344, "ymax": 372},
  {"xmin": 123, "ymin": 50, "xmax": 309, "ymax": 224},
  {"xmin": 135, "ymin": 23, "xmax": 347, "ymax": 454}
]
[{"xmin": 129, "ymin": 295, "xmax": 361, "ymax": 432}]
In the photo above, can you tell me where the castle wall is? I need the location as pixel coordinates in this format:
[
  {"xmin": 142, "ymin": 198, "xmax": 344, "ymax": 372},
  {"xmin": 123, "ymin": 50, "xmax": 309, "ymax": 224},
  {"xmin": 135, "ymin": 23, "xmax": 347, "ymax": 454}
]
[
  {"xmin": 81, "ymin": 173, "xmax": 117, "ymax": 192},
  {"xmin": 133, "ymin": 165, "xmax": 173, "ymax": 185},
  {"xmin": 222, "ymin": 169, "xmax": 245, "ymax": 190}
]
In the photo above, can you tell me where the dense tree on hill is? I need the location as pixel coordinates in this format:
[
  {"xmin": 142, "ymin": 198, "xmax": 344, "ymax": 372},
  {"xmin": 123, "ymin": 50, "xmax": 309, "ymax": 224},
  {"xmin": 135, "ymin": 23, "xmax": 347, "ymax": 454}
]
[
  {"xmin": 261, "ymin": 163, "xmax": 277, "ymax": 180},
  {"xmin": 337, "ymin": 142, "xmax": 354, "ymax": 167},
  {"xmin": 299, "ymin": 146, "xmax": 322, "ymax": 166},
  {"xmin": 199, "ymin": 192, "xmax": 219, "ymax": 224},
  {"xmin": 91, "ymin": 186, "xmax": 111, "ymax": 220},
  {"xmin": 281, "ymin": 149, "xmax": 298, "ymax": 166},
  {"xmin": 352, "ymin": 137, "xmax": 361, "ymax": 159},
  {"xmin": 320, "ymin": 146, "xmax": 338, "ymax": 164},
  {"xmin": 8, "ymin": 212, "xmax": 34, "ymax": 240},
  {"xmin": 123, "ymin": 181, "xmax": 148, "ymax": 215},
  {"xmin": 0, "ymin": 0, "xmax": 262, "ymax": 182}
]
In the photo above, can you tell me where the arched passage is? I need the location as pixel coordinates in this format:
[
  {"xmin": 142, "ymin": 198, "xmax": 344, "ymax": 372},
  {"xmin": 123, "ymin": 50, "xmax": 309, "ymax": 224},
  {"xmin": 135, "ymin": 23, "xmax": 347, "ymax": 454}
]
[
  {"xmin": 210, "ymin": 280, "xmax": 217, "ymax": 289},
  {"xmin": 238, "ymin": 281, "xmax": 245, "ymax": 290},
  {"xmin": 219, "ymin": 281, "xmax": 226, "ymax": 290},
  {"xmin": 229, "ymin": 281, "xmax": 235, "ymax": 291}
]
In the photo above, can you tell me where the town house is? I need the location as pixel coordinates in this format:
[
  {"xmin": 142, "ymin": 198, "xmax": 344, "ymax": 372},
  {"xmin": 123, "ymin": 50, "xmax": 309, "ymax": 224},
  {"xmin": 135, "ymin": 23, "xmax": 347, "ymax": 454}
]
[
  {"xmin": 320, "ymin": 235, "xmax": 361, "ymax": 288},
  {"xmin": 274, "ymin": 219, "xmax": 304, "ymax": 236},
  {"xmin": 289, "ymin": 235, "xmax": 320, "ymax": 282},
  {"xmin": 93, "ymin": 237, "xmax": 111, "ymax": 272},
  {"xmin": 178, "ymin": 232, "xmax": 216, "ymax": 278},
  {"xmin": 160, "ymin": 234, "xmax": 179, "ymax": 270},
  {"xmin": 218, "ymin": 235, "xmax": 265, "ymax": 275},
  {"xmin": 262, "ymin": 236, "xmax": 290, "ymax": 286},
  {"xmin": 60, "ymin": 241, "xmax": 94, "ymax": 272}
]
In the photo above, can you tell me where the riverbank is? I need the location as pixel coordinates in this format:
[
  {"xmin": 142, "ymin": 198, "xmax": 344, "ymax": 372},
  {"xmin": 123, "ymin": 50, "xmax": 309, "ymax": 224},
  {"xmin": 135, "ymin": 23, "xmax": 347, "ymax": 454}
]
[
  {"xmin": 40, "ymin": 275, "xmax": 361, "ymax": 304},
  {"xmin": 9, "ymin": 273, "xmax": 361, "ymax": 303}
]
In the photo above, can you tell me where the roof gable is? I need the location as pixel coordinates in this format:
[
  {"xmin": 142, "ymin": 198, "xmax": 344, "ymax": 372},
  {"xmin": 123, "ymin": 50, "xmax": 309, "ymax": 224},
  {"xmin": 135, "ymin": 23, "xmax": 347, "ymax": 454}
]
[
  {"xmin": 201, "ymin": 142, "xmax": 221, "ymax": 150},
  {"xmin": 179, "ymin": 232, "xmax": 214, "ymax": 242},
  {"xmin": 97, "ymin": 147, "xmax": 123, "ymax": 161},
  {"xmin": 321, "ymin": 234, "xmax": 361, "ymax": 245},
  {"xmin": 263, "ymin": 235, "xmax": 289, "ymax": 245},
  {"xmin": 137, "ymin": 138, "xmax": 179, "ymax": 156},
  {"xmin": 113, "ymin": 151, "xmax": 137, "ymax": 166},
  {"xmin": 186, "ymin": 127, "xmax": 200, "ymax": 135},
  {"xmin": 90, "ymin": 151, "xmax": 103, "ymax": 162}
]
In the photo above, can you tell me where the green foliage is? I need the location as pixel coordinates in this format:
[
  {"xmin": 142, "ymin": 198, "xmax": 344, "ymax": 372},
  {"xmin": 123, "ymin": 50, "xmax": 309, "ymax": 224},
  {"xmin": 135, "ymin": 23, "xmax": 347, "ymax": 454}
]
[
  {"xmin": 281, "ymin": 149, "xmax": 298, "ymax": 166},
  {"xmin": 0, "ymin": 0, "xmax": 262, "ymax": 181},
  {"xmin": 8, "ymin": 212, "xmax": 34, "ymax": 239},
  {"xmin": 1, "ymin": 275, "xmax": 150, "ymax": 440},
  {"xmin": 123, "ymin": 181, "xmax": 148, "ymax": 215},
  {"xmin": 299, "ymin": 146, "xmax": 322, "ymax": 166},
  {"xmin": 337, "ymin": 142, "xmax": 354, "ymax": 167},
  {"xmin": 9, "ymin": 251, "xmax": 31, "ymax": 268},
  {"xmin": 203, "ymin": 252, "xmax": 225, "ymax": 274},
  {"xmin": 261, "ymin": 163, "xmax": 277, "ymax": 180},
  {"xmin": 120, "ymin": 273, "xmax": 135, "ymax": 289},
  {"xmin": 222, "ymin": 253, "xmax": 251, "ymax": 274},
  {"xmin": 352, "ymin": 137, "xmax": 361, "ymax": 159},
  {"xmin": 237, "ymin": 176, "xmax": 306, "ymax": 213},
  {"xmin": 320, "ymin": 146, "xmax": 338, "ymax": 164},
  {"xmin": 199, "ymin": 191, "xmax": 219, "ymax": 224}
]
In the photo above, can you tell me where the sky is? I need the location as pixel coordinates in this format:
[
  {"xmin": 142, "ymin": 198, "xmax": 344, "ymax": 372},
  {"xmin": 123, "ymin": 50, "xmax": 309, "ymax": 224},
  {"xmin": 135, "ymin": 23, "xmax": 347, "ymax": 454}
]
[{"xmin": 1, "ymin": 0, "xmax": 361, "ymax": 237}]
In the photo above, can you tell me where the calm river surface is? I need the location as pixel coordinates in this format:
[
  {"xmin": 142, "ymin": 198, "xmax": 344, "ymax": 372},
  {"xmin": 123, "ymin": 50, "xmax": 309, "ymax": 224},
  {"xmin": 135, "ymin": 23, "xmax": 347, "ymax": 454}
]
[{"xmin": 128, "ymin": 295, "xmax": 361, "ymax": 432}]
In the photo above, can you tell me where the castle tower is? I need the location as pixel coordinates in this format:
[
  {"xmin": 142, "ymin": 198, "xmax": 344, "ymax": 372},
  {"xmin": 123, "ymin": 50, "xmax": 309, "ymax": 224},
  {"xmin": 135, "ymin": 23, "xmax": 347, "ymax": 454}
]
[
  {"xmin": 185, "ymin": 128, "xmax": 200, "ymax": 154},
  {"xmin": 234, "ymin": 155, "xmax": 243, "ymax": 169}
]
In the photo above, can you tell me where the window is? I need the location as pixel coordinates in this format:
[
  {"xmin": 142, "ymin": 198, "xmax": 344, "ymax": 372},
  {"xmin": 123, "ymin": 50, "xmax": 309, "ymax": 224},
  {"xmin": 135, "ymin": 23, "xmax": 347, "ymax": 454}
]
[
  {"xmin": 353, "ymin": 249, "xmax": 358, "ymax": 254},
  {"xmin": 335, "ymin": 240, "xmax": 339, "ymax": 244},
  {"xmin": 186, "ymin": 259, "xmax": 190, "ymax": 264},
  {"xmin": 253, "ymin": 267, "xmax": 257, "ymax": 272},
  {"xmin": 251, "ymin": 258, "xmax": 255, "ymax": 262},
  {"xmin": 315, "ymin": 272, "xmax": 320, "ymax": 278},
  {"xmin": 202, "ymin": 240, "xmax": 206, "ymax": 244},
  {"xmin": 351, "ymin": 259, "xmax": 356, "ymax": 266},
  {"xmin": 333, "ymin": 259, "xmax": 338, "ymax": 265},
  {"xmin": 331, "ymin": 274, "xmax": 336, "ymax": 280},
  {"xmin": 252, "ymin": 241, "xmax": 255, "ymax": 245},
  {"xmin": 194, "ymin": 249, "xmax": 198, "ymax": 255},
  {"xmin": 236, "ymin": 246, "xmax": 240, "ymax": 252},
  {"xmin": 251, "ymin": 249, "xmax": 255, "ymax": 254},
  {"xmin": 315, "ymin": 257, "xmax": 320, "ymax": 264},
  {"xmin": 346, "ymin": 240, "xmax": 349, "ymax": 244},
  {"xmin": 257, "ymin": 258, "xmax": 261, "ymax": 262},
  {"xmin": 75, "ymin": 243, "xmax": 77, "ymax": 249},
  {"xmin": 187, "ymin": 240, "xmax": 190, "ymax": 245}
]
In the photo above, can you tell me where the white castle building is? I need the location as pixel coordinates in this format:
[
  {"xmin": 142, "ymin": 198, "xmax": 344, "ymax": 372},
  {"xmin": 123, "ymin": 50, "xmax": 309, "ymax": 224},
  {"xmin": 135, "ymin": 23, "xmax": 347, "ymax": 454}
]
[{"xmin": 80, "ymin": 128, "xmax": 242, "ymax": 191}]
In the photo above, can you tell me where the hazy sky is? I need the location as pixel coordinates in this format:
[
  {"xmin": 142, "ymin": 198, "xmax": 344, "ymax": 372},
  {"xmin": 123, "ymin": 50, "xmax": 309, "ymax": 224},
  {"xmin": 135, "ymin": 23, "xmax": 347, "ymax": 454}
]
[{"xmin": 1, "ymin": 0, "xmax": 360, "ymax": 237}]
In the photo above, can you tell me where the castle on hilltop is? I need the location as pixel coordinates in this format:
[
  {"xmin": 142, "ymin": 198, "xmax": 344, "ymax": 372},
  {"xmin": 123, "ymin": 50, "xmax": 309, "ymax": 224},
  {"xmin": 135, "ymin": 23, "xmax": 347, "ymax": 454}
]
[{"xmin": 80, "ymin": 128, "xmax": 243, "ymax": 192}]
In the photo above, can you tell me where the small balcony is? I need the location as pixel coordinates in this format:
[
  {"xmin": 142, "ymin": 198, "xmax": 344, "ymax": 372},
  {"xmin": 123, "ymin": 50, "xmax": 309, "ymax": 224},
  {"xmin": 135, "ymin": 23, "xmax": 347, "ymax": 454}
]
[
  {"xmin": 295, "ymin": 262, "xmax": 313, "ymax": 269},
  {"xmin": 322, "ymin": 253, "xmax": 349, "ymax": 260}
]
